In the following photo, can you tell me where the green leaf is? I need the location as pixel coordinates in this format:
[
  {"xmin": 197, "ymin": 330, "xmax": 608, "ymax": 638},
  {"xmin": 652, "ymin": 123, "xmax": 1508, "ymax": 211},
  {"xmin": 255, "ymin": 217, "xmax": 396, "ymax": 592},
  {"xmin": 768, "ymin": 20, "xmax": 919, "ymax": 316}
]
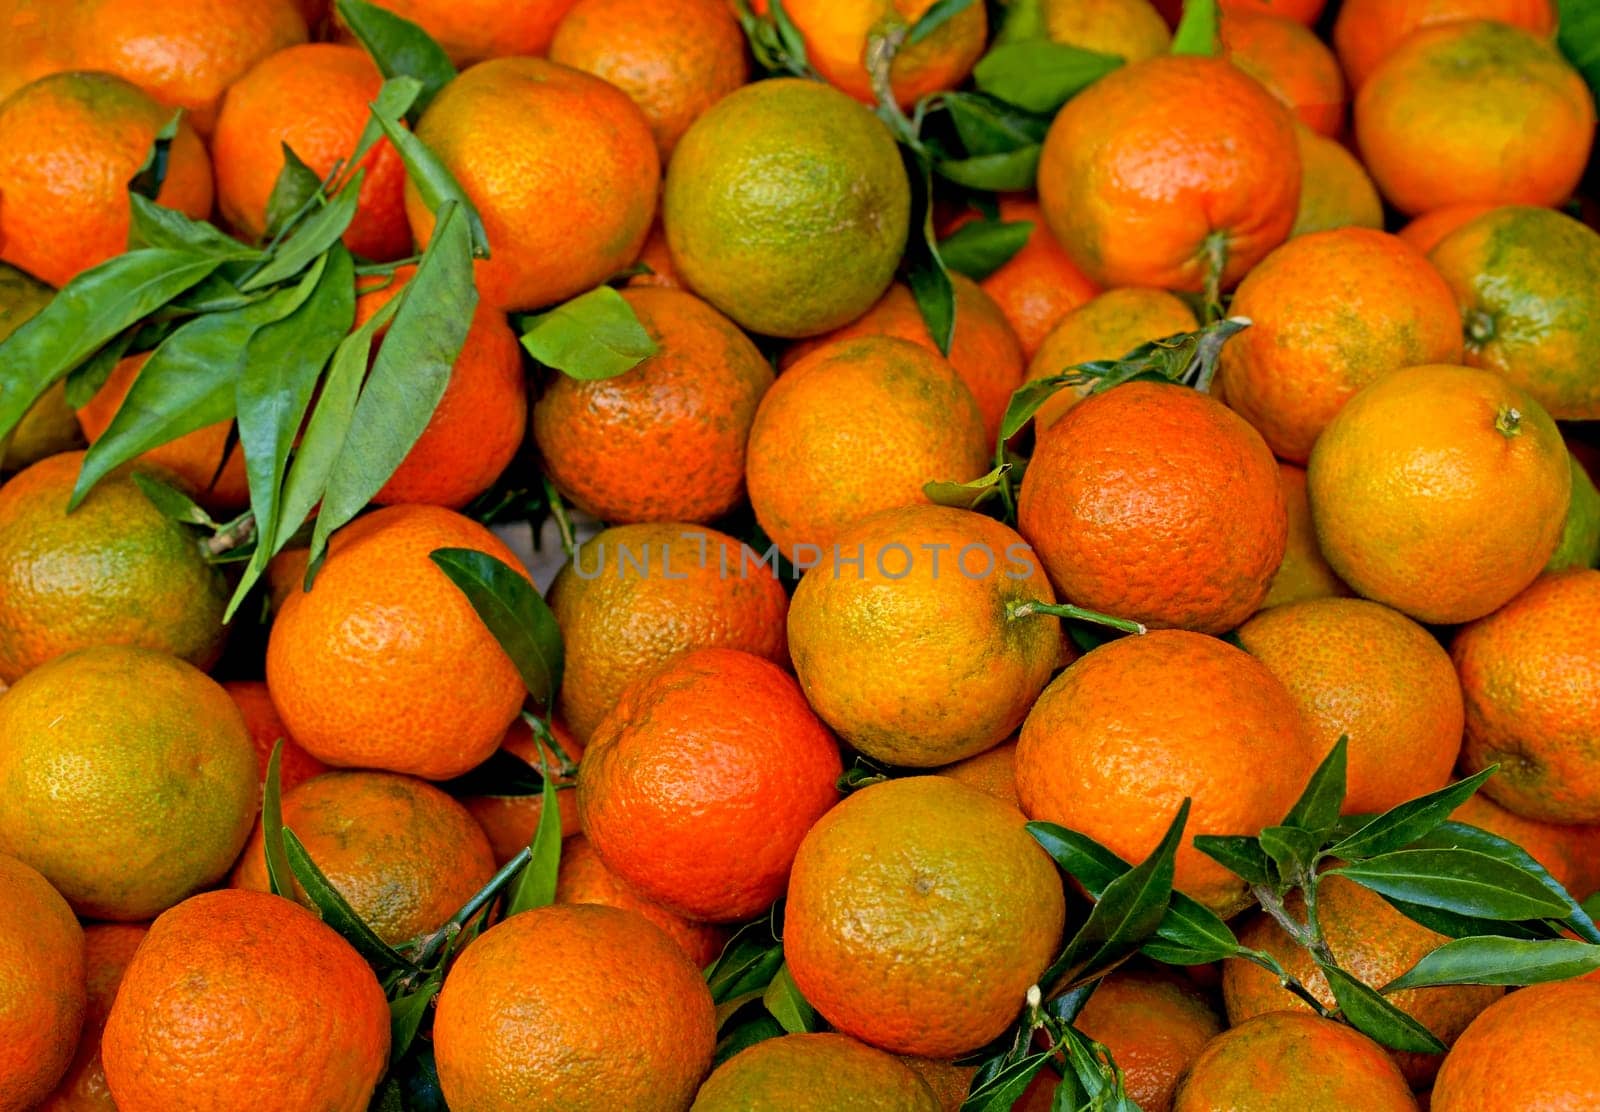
[
  {"xmin": 239, "ymin": 174, "xmax": 362, "ymax": 292},
  {"xmin": 901, "ymin": 151, "xmax": 955, "ymax": 355},
  {"xmin": 336, "ymin": 0, "xmax": 456, "ymax": 120},
  {"xmin": 706, "ymin": 919, "xmax": 786, "ymax": 1003},
  {"xmin": 939, "ymin": 219, "xmax": 1033, "ymax": 281},
  {"xmin": 1258, "ymin": 825, "xmax": 1323, "ymax": 882},
  {"xmin": 436, "ymin": 745, "xmax": 546, "ymax": 799},
  {"xmin": 62, "ymin": 328, "xmax": 136, "ymax": 410},
  {"xmin": 1376, "ymin": 898, "xmax": 1554, "ymax": 943},
  {"xmin": 935, "ymin": 146, "xmax": 1043, "ymax": 192},
  {"xmin": 264, "ymin": 144, "xmax": 325, "ymax": 239},
  {"xmin": 131, "ymin": 471, "xmax": 216, "ymax": 527},
  {"xmin": 939, "ymin": 93, "xmax": 1051, "ymax": 157},
  {"xmin": 925, "ymin": 463, "xmax": 1011, "ymax": 509},
  {"xmin": 127, "ymin": 195, "xmax": 260, "ymax": 260},
  {"xmin": 345, "ymin": 77, "xmax": 423, "ymax": 180},
  {"xmin": 713, "ymin": 1013, "xmax": 787, "ymax": 1067},
  {"xmin": 0, "ymin": 250, "xmax": 220, "ymax": 441},
  {"xmin": 389, "ymin": 971, "xmax": 441, "ymax": 1060},
  {"xmin": 1331, "ymin": 850, "xmax": 1572, "ymax": 921},
  {"xmin": 1170, "ymin": 0, "xmax": 1219, "ymax": 56},
  {"xmin": 504, "ymin": 775, "xmax": 563, "ymax": 916},
  {"xmin": 1282, "ymin": 736, "xmax": 1348, "ymax": 833},
  {"xmin": 429, "ymin": 547, "xmax": 564, "ymax": 706},
  {"xmin": 1327, "ymin": 767, "xmax": 1497, "ymax": 861},
  {"xmin": 972, "ymin": 41, "xmax": 1121, "ymax": 113},
  {"xmin": 127, "ymin": 112, "xmax": 180, "ymax": 200},
  {"xmin": 370, "ymin": 98, "xmax": 488, "ymax": 257},
  {"xmin": 961, "ymin": 1049, "xmax": 1056, "ymax": 1112},
  {"xmin": 283, "ymin": 827, "xmax": 418, "ymax": 974},
  {"xmin": 1320, "ymin": 964, "xmax": 1446, "ymax": 1053},
  {"xmin": 1386, "ymin": 937, "xmax": 1600, "ymax": 991},
  {"xmin": 908, "ymin": 0, "xmax": 977, "ymax": 44},
  {"xmin": 312, "ymin": 203, "xmax": 475, "ymax": 558},
  {"xmin": 1192, "ymin": 835, "xmax": 1275, "ymax": 887},
  {"xmin": 260, "ymin": 740, "xmax": 294, "ymax": 900},
  {"xmin": 1560, "ymin": 0, "xmax": 1600, "ymax": 101},
  {"xmin": 519, "ymin": 285, "xmax": 657, "ymax": 379},
  {"xmin": 762, "ymin": 963, "xmax": 820, "ymax": 1033}
]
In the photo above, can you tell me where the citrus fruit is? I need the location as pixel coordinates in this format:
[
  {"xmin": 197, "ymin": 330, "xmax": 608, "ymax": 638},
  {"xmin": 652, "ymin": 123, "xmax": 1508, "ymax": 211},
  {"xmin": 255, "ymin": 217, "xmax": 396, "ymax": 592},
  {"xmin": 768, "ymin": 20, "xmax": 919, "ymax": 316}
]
[
  {"xmin": 786, "ymin": 504, "xmax": 1060, "ymax": 767},
  {"xmin": 1016, "ymin": 630, "xmax": 1316, "ymax": 915},
  {"xmin": 898, "ymin": 1056, "xmax": 977, "ymax": 1111},
  {"xmin": 407, "ymin": 56, "xmax": 659, "ymax": 312},
  {"xmin": 1172, "ymin": 1012, "xmax": 1417, "ymax": 1111},
  {"xmin": 1454, "ymin": 568, "xmax": 1600, "ymax": 823},
  {"xmin": 1037, "ymin": 55, "xmax": 1300, "ymax": 291},
  {"xmin": 0, "ymin": 70, "xmax": 212, "ymax": 288},
  {"xmin": 1397, "ymin": 203, "xmax": 1494, "ymax": 255},
  {"xmin": 1223, "ymin": 874, "xmax": 1504, "ymax": 1086},
  {"xmin": 1038, "ymin": 0, "xmax": 1170, "ymax": 62},
  {"xmin": 1428, "ymin": 205, "xmax": 1600, "ymax": 421},
  {"xmin": 1431, "ymin": 980, "xmax": 1600, "ymax": 1111},
  {"xmin": 1023, "ymin": 286, "xmax": 1197, "ymax": 433},
  {"xmin": 1452, "ymin": 792, "xmax": 1600, "ymax": 901},
  {"xmin": 547, "ymin": 521, "xmax": 790, "ymax": 742},
  {"xmin": 534, "ymin": 287, "xmax": 772, "ymax": 524},
  {"xmin": 785, "ymin": 776, "xmax": 1066, "ymax": 1058},
  {"xmin": 1334, "ymin": 0, "xmax": 1558, "ymax": 90},
  {"xmin": 1307, "ymin": 364, "xmax": 1570, "ymax": 624},
  {"xmin": 782, "ymin": 0, "xmax": 987, "ymax": 109},
  {"xmin": 0, "ymin": 265, "xmax": 81, "ymax": 473},
  {"xmin": 1261, "ymin": 462, "xmax": 1350, "ymax": 610},
  {"xmin": 1219, "ymin": 0, "xmax": 1325, "ymax": 21},
  {"xmin": 222, "ymin": 679, "xmax": 329, "ymax": 797},
  {"xmin": 0, "ymin": 0, "xmax": 74, "ymax": 104},
  {"xmin": 663, "ymin": 77, "xmax": 910, "ymax": 337},
  {"xmin": 102, "ymin": 889, "xmax": 389, "ymax": 1112},
  {"xmin": 232, "ymin": 770, "xmax": 498, "ymax": 944},
  {"xmin": 548, "ymin": 0, "xmax": 748, "ymax": 160},
  {"xmin": 0, "ymin": 645, "xmax": 257, "ymax": 920},
  {"xmin": 578, "ymin": 647, "xmax": 841, "ymax": 922},
  {"xmin": 38, "ymin": 922, "xmax": 145, "ymax": 1112},
  {"xmin": 433, "ymin": 903, "xmax": 716, "ymax": 1111},
  {"xmin": 628, "ymin": 219, "xmax": 682, "ymax": 289},
  {"xmin": 691, "ymin": 1033, "xmax": 943, "ymax": 1111},
  {"xmin": 338, "ymin": 0, "xmax": 581, "ymax": 65},
  {"xmin": 1290, "ymin": 126, "xmax": 1384, "ymax": 238},
  {"xmin": 212, "ymin": 43, "xmax": 409, "ymax": 260},
  {"xmin": 1017, "ymin": 380, "xmax": 1286, "ymax": 634},
  {"xmin": 265, "ymin": 504, "xmax": 531, "ymax": 780},
  {"xmin": 556, "ymin": 835, "xmax": 727, "ymax": 966},
  {"xmin": 0, "ymin": 451, "xmax": 228, "ymax": 683},
  {"xmin": 781, "ymin": 275, "xmax": 1024, "ymax": 443},
  {"xmin": 1222, "ymin": 227, "xmax": 1463, "ymax": 463},
  {"xmin": 460, "ymin": 715, "xmax": 585, "ymax": 865},
  {"xmin": 1548, "ymin": 451, "xmax": 1600, "ymax": 571},
  {"xmin": 1221, "ymin": 8, "xmax": 1345, "ymax": 136},
  {"xmin": 0, "ymin": 853, "xmax": 84, "ymax": 1111},
  {"xmin": 1353, "ymin": 20, "xmax": 1593, "ymax": 215},
  {"xmin": 745, "ymin": 336, "xmax": 988, "ymax": 554},
  {"xmin": 1073, "ymin": 969, "xmax": 1224, "ymax": 1112},
  {"xmin": 935, "ymin": 739, "xmax": 1020, "ymax": 810}
]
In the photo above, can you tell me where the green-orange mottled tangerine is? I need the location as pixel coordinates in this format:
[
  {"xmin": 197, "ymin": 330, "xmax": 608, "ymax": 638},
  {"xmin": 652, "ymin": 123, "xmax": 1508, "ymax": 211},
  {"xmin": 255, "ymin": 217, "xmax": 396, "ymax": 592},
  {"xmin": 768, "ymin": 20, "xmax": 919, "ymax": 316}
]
[
  {"xmin": 1036, "ymin": 0, "xmax": 1171, "ymax": 65},
  {"xmin": 1428, "ymin": 205, "xmax": 1600, "ymax": 421},
  {"xmin": 691, "ymin": 1034, "xmax": 942, "ymax": 1111},
  {"xmin": 786, "ymin": 504, "xmax": 1060, "ymax": 769},
  {"xmin": 0, "ymin": 853, "xmax": 85, "ymax": 1111},
  {"xmin": 0, "ymin": 263, "xmax": 81, "ymax": 472},
  {"xmin": 662, "ymin": 77, "xmax": 910, "ymax": 338},
  {"xmin": 1289, "ymin": 125, "xmax": 1384, "ymax": 238},
  {"xmin": 1431, "ymin": 981, "xmax": 1600, "ymax": 1112}
]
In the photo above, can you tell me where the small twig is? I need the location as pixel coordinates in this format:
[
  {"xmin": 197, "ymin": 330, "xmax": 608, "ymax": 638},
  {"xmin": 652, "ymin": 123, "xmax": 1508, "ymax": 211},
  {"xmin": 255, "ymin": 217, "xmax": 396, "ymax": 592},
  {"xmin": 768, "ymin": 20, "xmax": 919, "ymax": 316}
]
[
  {"xmin": 205, "ymin": 513, "xmax": 257, "ymax": 557},
  {"xmin": 1007, "ymin": 598, "xmax": 1147, "ymax": 636}
]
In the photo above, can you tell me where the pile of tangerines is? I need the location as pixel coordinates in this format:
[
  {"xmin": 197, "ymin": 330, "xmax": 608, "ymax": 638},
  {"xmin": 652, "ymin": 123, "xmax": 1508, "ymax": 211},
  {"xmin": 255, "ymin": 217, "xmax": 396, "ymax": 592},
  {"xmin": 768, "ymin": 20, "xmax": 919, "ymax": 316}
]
[{"xmin": 1, "ymin": 0, "xmax": 1600, "ymax": 1109}]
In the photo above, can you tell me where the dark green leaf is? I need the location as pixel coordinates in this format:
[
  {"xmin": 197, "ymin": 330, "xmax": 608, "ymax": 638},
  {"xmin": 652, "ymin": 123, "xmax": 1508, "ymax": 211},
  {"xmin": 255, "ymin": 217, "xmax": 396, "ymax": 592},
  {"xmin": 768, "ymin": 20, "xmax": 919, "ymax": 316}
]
[
  {"xmin": 336, "ymin": 0, "xmax": 456, "ymax": 120},
  {"xmin": 1282, "ymin": 736, "xmax": 1348, "ymax": 833},
  {"xmin": 1192, "ymin": 835, "xmax": 1275, "ymax": 887},
  {"xmin": 1328, "ymin": 767, "xmax": 1497, "ymax": 861},
  {"xmin": 1385, "ymin": 936, "xmax": 1600, "ymax": 991},
  {"xmin": 519, "ymin": 285, "xmax": 657, "ymax": 379},
  {"xmin": 1378, "ymin": 897, "xmax": 1554, "ymax": 942},
  {"xmin": 1560, "ymin": 0, "xmax": 1600, "ymax": 101},
  {"xmin": 1171, "ymin": 0, "xmax": 1219, "ymax": 56},
  {"xmin": 925, "ymin": 463, "xmax": 1010, "ymax": 509},
  {"xmin": 713, "ymin": 1012, "xmax": 786, "ymax": 1067},
  {"xmin": 1586, "ymin": 891, "xmax": 1600, "ymax": 921},
  {"xmin": 312, "ymin": 203, "xmax": 475, "ymax": 556},
  {"xmin": 429, "ymin": 547, "xmax": 563, "ymax": 706},
  {"xmin": 375, "ymin": 1042, "xmax": 448, "ymax": 1112},
  {"xmin": 901, "ymin": 151, "xmax": 955, "ymax": 355},
  {"xmin": 935, "ymin": 146, "xmax": 1042, "ymax": 192},
  {"xmin": 371, "ymin": 100, "xmax": 488, "ymax": 257},
  {"xmin": 283, "ymin": 827, "xmax": 417, "ymax": 974},
  {"xmin": 1258, "ymin": 825, "xmax": 1324, "ymax": 882},
  {"xmin": 1331, "ymin": 850, "xmax": 1571, "ymax": 921},
  {"xmin": 261, "ymin": 740, "xmax": 294, "ymax": 899},
  {"xmin": 389, "ymin": 972, "xmax": 440, "ymax": 1060},
  {"xmin": 762, "ymin": 963, "xmax": 820, "ymax": 1033},
  {"xmin": 706, "ymin": 919, "xmax": 786, "ymax": 1003},
  {"xmin": 972, "ymin": 41, "xmax": 1121, "ymax": 114},
  {"xmin": 1060, "ymin": 1025, "xmax": 1134, "ymax": 1108},
  {"xmin": 131, "ymin": 471, "xmax": 216, "ymax": 527},
  {"xmin": 264, "ymin": 144, "xmax": 324, "ymax": 239},
  {"xmin": 939, "ymin": 93, "xmax": 1051, "ymax": 156},
  {"xmin": 239, "ymin": 174, "xmax": 363, "ymax": 292},
  {"xmin": 127, "ymin": 113, "xmax": 179, "ymax": 200},
  {"xmin": 62, "ymin": 328, "xmax": 136, "ymax": 409},
  {"xmin": 127, "ymin": 195, "xmax": 260, "ymax": 260},
  {"xmin": 908, "ymin": 0, "xmax": 977, "ymax": 44},
  {"xmin": 505, "ymin": 776, "xmax": 563, "ymax": 916},
  {"xmin": 938, "ymin": 219, "xmax": 1033, "ymax": 281},
  {"xmin": 1322, "ymin": 964, "xmax": 1445, "ymax": 1053},
  {"xmin": 961, "ymin": 1048, "xmax": 1056, "ymax": 1112},
  {"xmin": 436, "ymin": 746, "xmax": 545, "ymax": 799},
  {"xmin": 0, "ymin": 250, "xmax": 220, "ymax": 441}
]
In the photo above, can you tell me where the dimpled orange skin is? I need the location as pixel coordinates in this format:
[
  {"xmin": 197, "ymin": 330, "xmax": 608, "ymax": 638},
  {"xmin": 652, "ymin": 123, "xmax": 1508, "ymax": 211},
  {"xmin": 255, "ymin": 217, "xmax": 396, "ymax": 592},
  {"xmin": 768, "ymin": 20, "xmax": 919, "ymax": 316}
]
[
  {"xmin": 693, "ymin": 1034, "xmax": 943, "ymax": 1112},
  {"xmin": 781, "ymin": 276, "xmax": 1025, "ymax": 444},
  {"xmin": 1172, "ymin": 1012, "xmax": 1418, "ymax": 1112},
  {"xmin": 406, "ymin": 57, "xmax": 659, "ymax": 312},
  {"xmin": 898, "ymin": 1055, "xmax": 977, "ymax": 1111},
  {"xmin": 1451, "ymin": 792, "xmax": 1600, "ymax": 901},
  {"xmin": 266, "ymin": 505, "xmax": 530, "ymax": 780},
  {"xmin": 936, "ymin": 739, "xmax": 1020, "ymax": 809},
  {"xmin": 461, "ymin": 716, "xmax": 585, "ymax": 865},
  {"xmin": 578, "ymin": 647, "xmax": 842, "ymax": 922},
  {"xmin": 1354, "ymin": 21, "xmax": 1593, "ymax": 216},
  {"xmin": 0, "ymin": 854, "xmax": 84, "ymax": 1112},
  {"xmin": 232, "ymin": 771, "xmax": 497, "ymax": 944},
  {"xmin": 1432, "ymin": 981, "xmax": 1600, "ymax": 1111},
  {"xmin": 337, "ymin": 0, "xmax": 579, "ymax": 65},
  {"xmin": 1017, "ymin": 631, "xmax": 1317, "ymax": 915},
  {"xmin": 1307, "ymin": 364, "xmax": 1570, "ymax": 625},
  {"xmin": 1290, "ymin": 125, "xmax": 1385, "ymax": 239},
  {"xmin": 1454, "ymin": 569, "xmax": 1600, "ymax": 823},
  {"xmin": 1220, "ymin": 227, "xmax": 1463, "ymax": 464},
  {"xmin": 78, "ymin": 353, "xmax": 252, "ymax": 514},
  {"xmin": 102, "ymin": 890, "xmax": 389, "ymax": 1112},
  {"xmin": 212, "ymin": 44, "xmax": 409, "ymax": 260},
  {"xmin": 784, "ymin": 777, "xmax": 1066, "ymax": 1059},
  {"xmin": 1018, "ymin": 381, "xmax": 1287, "ymax": 635},
  {"xmin": 1261, "ymin": 463, "xmax": 1351, "ymax": 610},
  {"xmin": 0, "ymin": 71, "xmax": 213, "ymax": 288},
  {"xmin": 433, "ymin": 904, "xmax": 716, "ymax": 1112},
  {"xmin": 1037, "ymin": 55, "xmax": 1301, "ymax": 292},
  {"xmin": 958, "ymin": 197, "xmax": 1101, "ymax": 359},
  {"xmin": 353, "ymin": 267, "xmax": 526, "ymax": 508},
  {"xmin": 1024, "ymin": 287, "xmax": 1197, "ymax": 433},
  {"xmin": 68, "ymin": 0, "xmax": 308, "ymax": 135},
  {"xmin": 535, "ymin": 287, "xmax": 773, "ymax": 524},
  {"xmin": 222, "ymin": 680, "xmax": 329, "ymax": 797},
  {"xmin": 548, "ymin": 0, "xmax": 748, "ymax": 161},
  {"xmin": 1073, "ymin": 970, "xmax": 1223, "ymax": 1112},
  {"xmin": 1220, "ymin": 9, "xmax": 1345, "ymax": 137},
  {"xmin": 1334, "ymin": 0, "xmax": 1557, "ymax": 90},
  {"xmin": 1398, "ymin": 204, "xmax": 1494, "ymax": 255},
  {"xmin": 1037, "ymin": 0, "xmax": 1171, "ymax": 65},
  {"xmin": 1224, "ymin": 876, "xmax": 1503, "ymax": 1087},
  {"xmin": 787, "ymin": 505, "xmax": 1060, "ymax": 768},
  {"xmin": 38, "ymin": 922, "xmax": 146, "ymax": 1112},
  {"xmin": 783, "ymin": 0, "xmax": 987, "ymax": 110},
  {"xmin": 548, "ymin": 522, "xmax": 791, "ymax": 742},
  {"xmin": 556, "ymin": 835, "xmax": 728, "ymax": 966},
  {"xmin": 746, "ymin": 336, "xmax": 988, "ymax": 557}
]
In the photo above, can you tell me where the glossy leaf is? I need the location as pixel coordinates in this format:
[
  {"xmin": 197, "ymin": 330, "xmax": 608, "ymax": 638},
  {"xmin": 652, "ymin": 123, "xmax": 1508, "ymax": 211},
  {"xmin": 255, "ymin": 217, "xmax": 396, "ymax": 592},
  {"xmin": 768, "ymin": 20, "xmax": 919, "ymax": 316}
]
[
  {"xmin": 261, "ymin": 741, "xmax": 294, "ymax": 899},
  {"xmin": 132, "ymin": 471, "xmax": 215, "ymax": 527},
  {"xmin": 1282, "ymin": 736, "xmax": 1348, "ymax": 833},
  {"xmin": 283, "ymin": 827, "xmax": 418, "ymax": 974},
  {"xmin": 336, "ymin": 0, "xmax": 456, "ymax": 119},
  {"xmin": 902, "ymin": 151, "xmax": 955, "ymax": 355},
  {"xmin": 1331, "ymin": 850, "xmax": 1572, "ymax": 921},
  {"xmin": 1192, "ymin": 835, "xmax": 1275, "ymax": 887},
  {"xmin": 935, "ymin": 146, "xmax": 1042, "ymax": 192},
  {"xmin": 1171, "ymin": 0, "xmax": 1219, "ymax": 55},
  {"xmin": 505, "ymin": 776, "xmax": 563, "ymax": 916},
  {"xmin": 1387, "ymin": 936, "xmax": 1600, "ymax": 991},
  {"xmin": 370, "ymin": 100, "xmax": 488, "ymax": 257},
  {"xmin": 909, "ymin": 0, "xmax": 977, "ymax": 44},
  {"xmin": 429, "ymin": 547, "xmax": 564, "ymax": 706},
  {"xmin": 1378, "ymin": 897, "xmax": 1553, "ymax": 943},
  {"xmin": 62, "ymin": 328, "xmax": 136, "ymax": 409},
  {"xmin": 436, "ymin": 746, "xmax": 545, "ymax": 799},
  {"xmin": 940, "ymin": 93, "xmax": 1051, "ymax": 157},
  {"xmin": 925, "ymin": 463, "xmax": 1011, "ymax": 509},
  {"xmin": 389, "ymin": 972, "xmax": 441, "ymax": 1060},
  {"xmin": 239, "ymin": 175, "xmax": 362, "ymax": 292},
  {"xmin": 127, "ymin": 195, "xmax": 261, "ymax": 260},
  {"xmin": 1328, "ymin": 767, "xmax": 1497, "ymax": 861},
  {"xmin": 519, "ymin": 285, "xmax": 657, "ymax": 380},
  {"xmin": 1258, "ymin": 825, "xmax": 1323, "ymax": 882},
  {"xmin": 713, "ymin": 1013, "xmax": 786, "ymax": 1067},
  {"xmin": 346, "ymin": 77, "xmax": 423, "ymax": 176},
  {"xmin": 972, "ymin": 41, "xmax": 1121, "ymax": 113},
  {"xmin": 127, "ymin": 113, "xmax": 179, "ymax": 200},
  {"xmin": 938, "ymin": 219, "xmax": 1033, "ymax": 281},
  {"xmin": 706, "ymin": 916, "xmax": 786, "ymax": 1001},
  {"xmin": 1320, "ymin": 964, "xmax": 1446, "ymax": 1053},
  {"xmin": 960, "ymin": 1049, "xmax": 1056, "ymax": 1112},
  {"xmin": 762, "ymin": 963, "xmax": 820, "ymax": 1034},
  {"xmin": 264, "ymin": 144, "xmax": 324, "ymax": 238}
]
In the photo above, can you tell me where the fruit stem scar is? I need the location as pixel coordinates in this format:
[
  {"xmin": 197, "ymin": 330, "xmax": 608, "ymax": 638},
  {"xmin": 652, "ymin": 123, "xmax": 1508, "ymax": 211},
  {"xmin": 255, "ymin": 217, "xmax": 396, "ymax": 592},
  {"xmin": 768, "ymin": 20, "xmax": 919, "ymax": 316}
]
[
  {"xmin": 1494, "ymin": 406, "xmax": 1523, "ymax": 438},
  {"xmin": 1466, "ymin": 310, "xmax": 1496, "ymax": 347},
  {"xmin": 1006, "ymin": 598, "xmax": 1147, "ymax": 635}
]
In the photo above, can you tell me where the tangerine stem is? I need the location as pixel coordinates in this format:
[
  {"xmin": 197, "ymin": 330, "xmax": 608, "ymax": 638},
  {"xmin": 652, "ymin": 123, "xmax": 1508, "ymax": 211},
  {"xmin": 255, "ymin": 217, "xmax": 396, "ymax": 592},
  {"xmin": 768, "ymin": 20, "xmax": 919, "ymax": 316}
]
[{"xmin": 1007, "ymin": 599, "xmax": 1147, "ymax": 636}]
